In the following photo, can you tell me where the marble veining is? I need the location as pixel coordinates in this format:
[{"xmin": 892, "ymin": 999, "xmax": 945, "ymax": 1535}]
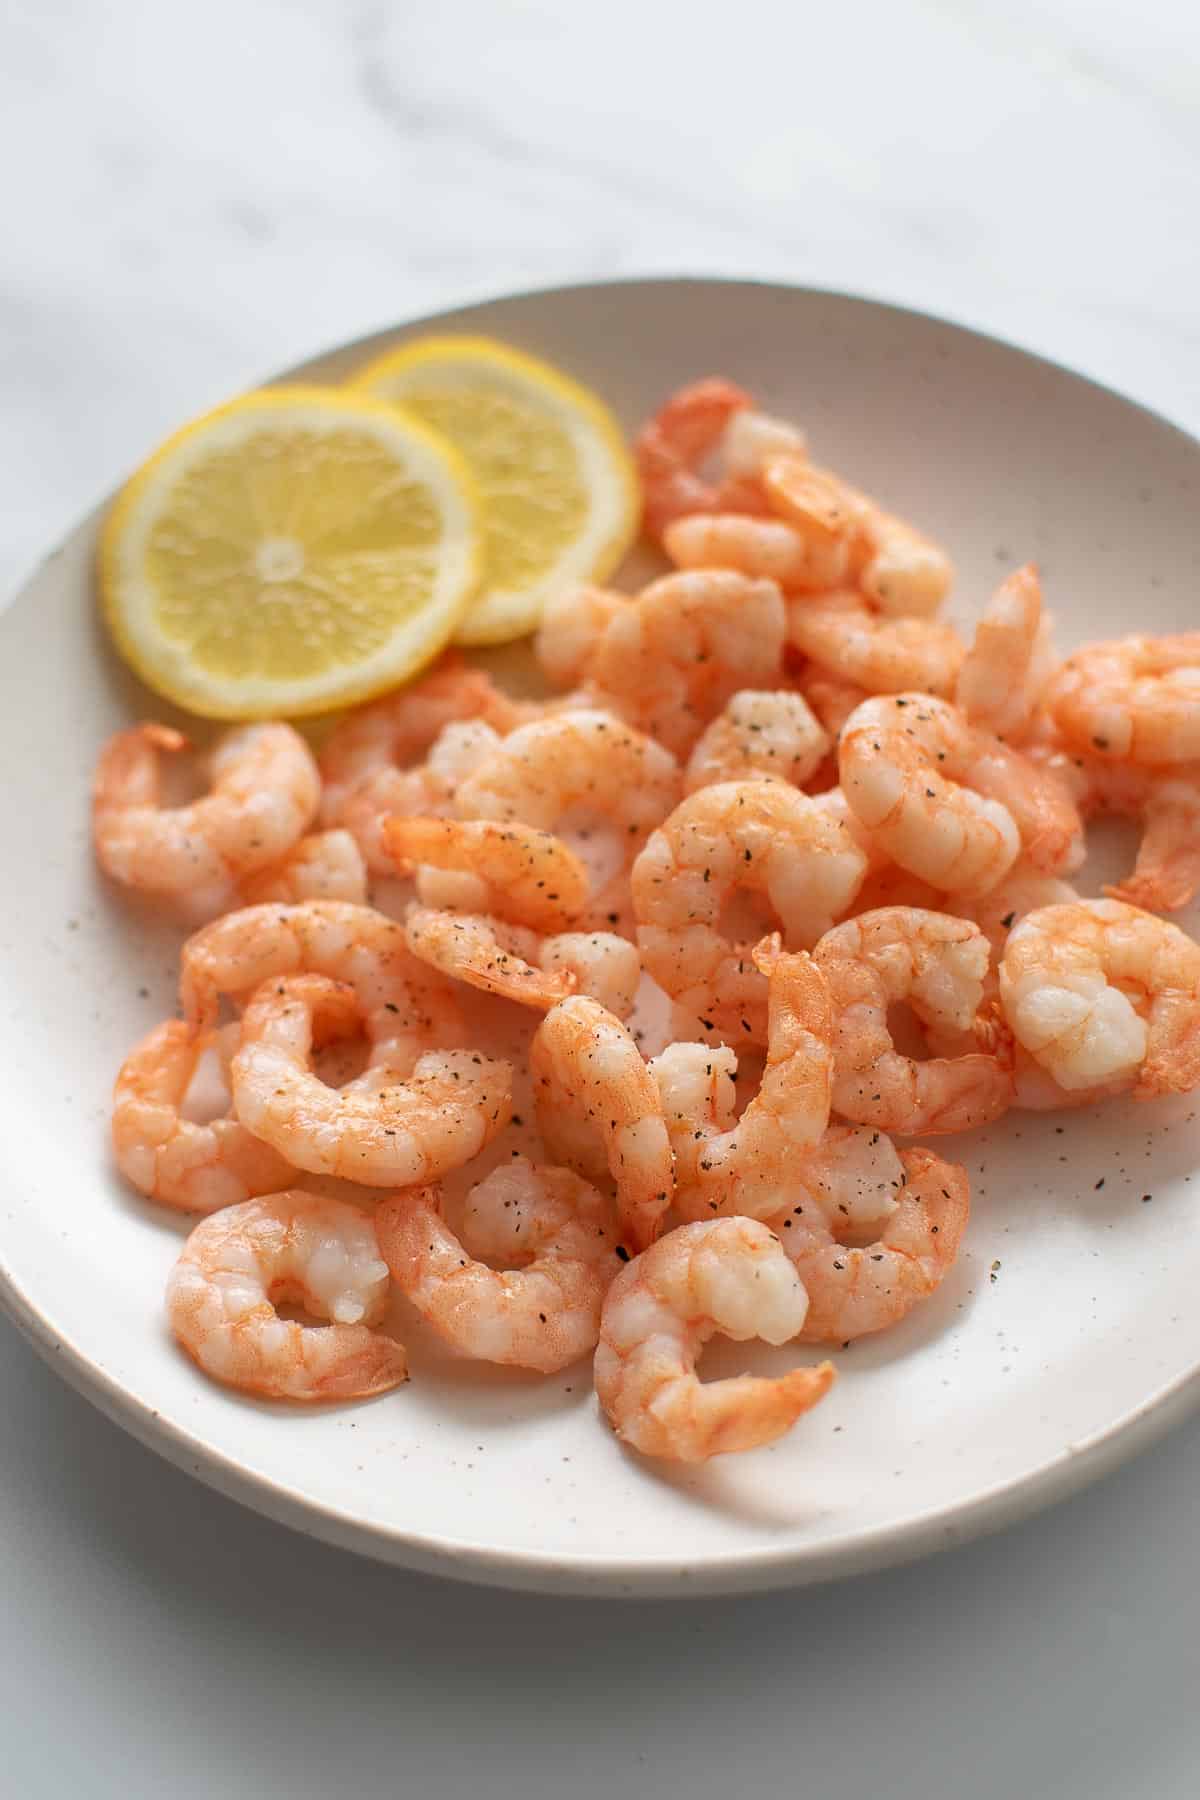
[{"xmin": 2, "ymin": 0, "xmax": 1198, "ymax": 598}]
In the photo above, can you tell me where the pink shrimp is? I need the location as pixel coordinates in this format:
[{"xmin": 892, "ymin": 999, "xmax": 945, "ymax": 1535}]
[
  {"xmin": 584, "ymin": 570, "xmax": 786, "ymax": 758},
  {"xmin": 814, "ymin": 907, "xmax": 1014, "ymax": 1134},
  {"xmin": 634, "ymin": 378, "xmax": 772, "ymax": 541},
  {"xmin": 376, "ymin": 1158, "xmax": 620, "ymax": 1373},
  {"xmin": 594, "ymin": 1218, "xmax": 835, "ymax": 1462},
  {"xmin": 772, "ymin": 1147, "xmax": 969, "ymax": 1342},
  {"xmin": 1045, "ymin": 633, "xmax": 1200, "ymax": 765},
  {"xmin": 93, "ymin": 721, "xmax": 320, "ymax": 914},
  {"xmin": 166, "ymin": 1191, "xmax": 406, "ymax": 1401}
]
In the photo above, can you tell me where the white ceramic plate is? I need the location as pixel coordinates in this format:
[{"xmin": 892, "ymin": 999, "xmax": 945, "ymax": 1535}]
[{"xmin": 3, "ymin": 278, "xmax": 1200, "ymax": 1598}]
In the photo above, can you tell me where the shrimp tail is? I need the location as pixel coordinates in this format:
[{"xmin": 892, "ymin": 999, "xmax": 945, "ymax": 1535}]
[
  {"xmin": 630, "ymin": 1361, "xmax": 837, "ymax": 1463},
  {"xmin": 1136, "ymin": 999, "xmax": 1200, "ymax": 1098},
  {"xmin": 311, "ymin": 1333, "xmax": 410, "ymax": 1400}
]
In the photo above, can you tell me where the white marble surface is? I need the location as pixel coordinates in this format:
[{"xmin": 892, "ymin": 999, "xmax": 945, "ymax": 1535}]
[{"xmin": 3, "ymin": 1, "xmax": 1200, "ymax": 1793}]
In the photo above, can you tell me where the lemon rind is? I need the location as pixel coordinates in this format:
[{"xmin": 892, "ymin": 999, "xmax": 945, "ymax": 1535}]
[
  {"xmin": 100, "ymin": 385, "xmax": 483, "ymax": 719},
  {"xmin": 350, "ymin": 336, "xmax": 639, "ymax": 646}
]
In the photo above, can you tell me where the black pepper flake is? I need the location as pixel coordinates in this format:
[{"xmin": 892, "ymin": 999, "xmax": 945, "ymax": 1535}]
[
  {"xmin": 614, "ymin": 1244, "xmax": 630, "ymax": 1263},
  {"xmin": 1142, "ymin": 1193, "xmax": 1153, "ymax": 1203},
  {"xmin": 1092, "ymin": 737, "xmax": 1109, "ymax": 750},
  {"xmin": 990, "ymin": 1260, "xmax": 1001, "ymax": 1282},
  {"xmin": 1000, "ymin": 912, "xmax": 1015, "ymax": 929},
  {"xmin": 1094, "ymin": 1178, "xmax": 1105, "ymax": 1190}
]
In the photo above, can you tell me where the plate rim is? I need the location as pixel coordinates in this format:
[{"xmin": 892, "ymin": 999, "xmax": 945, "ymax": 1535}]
[
  {"xmin": 5, "ymin": 270, "xmax": 1200, "ymax": 1598},
  {"xmin": 4, "ymin": 1250, "xmax": 1199, "ymax": 1597}
]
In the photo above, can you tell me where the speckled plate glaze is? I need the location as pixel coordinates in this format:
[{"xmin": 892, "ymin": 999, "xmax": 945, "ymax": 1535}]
[{"xmin": 3, "ymin": 278, "xmax": 1199, "ymax": 1597}]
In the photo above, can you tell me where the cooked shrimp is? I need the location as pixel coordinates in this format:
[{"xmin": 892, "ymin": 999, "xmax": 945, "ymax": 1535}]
[
  {"xmin": 530, "ymin": 995, "xmax": 673, "ymax": 1251},
  {"xmin": 1102, "ymin": 775, "xmax": 1200, "ymax": 914},
  {"xmin": 859, "ymin": 515, "xmax": 954, "ymax": 619},
  {"xmin": 448, "ymin": 708, "xmax": 679, "ymax": 930},
  {"xmin": 593, "ymin": 1218, "xmax": 835, "ymax": 1462},
  {"xmin": 585, "ymin": 571, "xmax": 786, "ymax": 757},
  {"xmin": 180, "ymin": 900, "xmax": 463, "ymax": 1070},
  {"xmin": 237, "ymin": 830, "xmax": 368, "ymax": 906},
  {"xmin": 658, "ymin": 1036, "xmax": 910, "ymax": 1231},
  {"xmin": 1007, "ymin": 1049, "xmax": 1131, "ymax": 1113},
  {"xmin": 93, "ymin": 722, "xmax": 320, "ymax": 912},
  {"xmin": 956, "ymin": 564, "xmax": 1057, "ymax": 740},
  {"xmin": 763, "ymin": 457, "xmax": 953, "ymax": 618},
  {"xmin": 631, "ymin": 780, "xmax": 868, "ymax": 1042},
  {"xmin": 376, "ymin": 1158, "xmax": 619, "ymax": 1373},
  {"xmin": 760, "ymin": 455, "xmax": 873, "ymax": 548},
  {"xmin": 166, "ymin": 1190, "xmax": 406, "ymax": 1400},
  {"xmin": 635, "ymin": 378, "xmax": 770, "ymax": 540},
  {"xmin": 404, "ymin": 909, "xmax": 639, "ymax": 1019},
  {"xmin": 965, "ymin": 727, "xmax": 1084, "ymax": 875},
  {"xmin": 231, "ymin": 974, "xmax": 512, "ymax": 1185},
  {"xmin": 917, "ymin": 865, "xmax": 1080, "ymax": 1066},
  {"xmin": 649, "ymin": 939, "xmax": 832, "ymax": 1219},
  {"xmin": 958, "ymin": 864, "xmax": 1082, "ymax": 955},
  {"xmin": 1039, "ymin": 748, "xmax": 1200, "ymax": 913},
  {"xmin": 455, "ymin": 708, "xmax": 680, "ymax": 843},
  {"xmin": 814, "ymin": 907, "xmax": 1013, "ymax": 1133},
  {"xmin": 784, "ymin": 1124, "xmax": 908, "ymax": 1229},
  {"xmin": 381, "ymin": 816, "xmax": 590, "ymax": 934},
  {"xmin": 1045, "ymin": 633, "xmax": 1200, "ymax": 764},
  {"xmin": 335, "ymin": 717, "xmax": 505, "ymax": 874},
  {"xmin": 771, "ymin": 1147, "xmax": 969, "ymax": 1342},
  {"xmin": 318, "ymin": 656, "xmax": 522, "ymax": 821},
  {"xmin": 403, "ymin": 907, "xmax": 576, "ymax": 1011},
  {"xmin": 112, "ymin": 1019, "xmax": 294, "ymax": 1213},
  {"xmin": 846, "ymin": 864, "xmax": 945, "ymax": 913},
  {"xmin": 793, "ymin": 668, "xmax": 871, "ymax": 740},
  {"xmin": 839, "ymin": 694, "xmax": 1082, "ymax": 895},
  {"xmin": 536, "ymin": 585, "xmax": 629, "ymax": 691},
  {"xmin": 998, "ymin": 898, "xmax": 1200, "ymax": 1097},
  {"xmin": 787, "ymin": 592, "xmax": 964, "ymax": 698},
  {"xmin": 537, "ymin": 932, "xmax": 642, "ymax": 1019},
  {"xmin": 641, "ymin": 391, "xmax": 950, "ymax": 614},
  {"xmin": 809, "ymin": 785, "xmax": 891, "ymax": 872},
  {"xmin": 722, "ymin": 408, "xmax": 808, "ymax": 476},
  {"xmin": 684, "ymin": 689, "xmax": 829, "ymax": 793},
  {"xmin": 663, "ymin": 514, "xmax": 851, "ymax": 594}
]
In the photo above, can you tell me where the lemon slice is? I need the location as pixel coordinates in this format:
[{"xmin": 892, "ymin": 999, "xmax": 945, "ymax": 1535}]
[
  {"xmin": 100, "ymin": 385, "xmax": 482, "ymax": 719},
  {"xmin": 350, "ymin": 336, "xmax": 639, "ymax": 645}
]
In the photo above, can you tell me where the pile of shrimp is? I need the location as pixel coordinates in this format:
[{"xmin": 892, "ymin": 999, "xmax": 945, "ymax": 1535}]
[{"xmin": 95, "ymin": 374, "xmax": 1200, "ymax": 1467}]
